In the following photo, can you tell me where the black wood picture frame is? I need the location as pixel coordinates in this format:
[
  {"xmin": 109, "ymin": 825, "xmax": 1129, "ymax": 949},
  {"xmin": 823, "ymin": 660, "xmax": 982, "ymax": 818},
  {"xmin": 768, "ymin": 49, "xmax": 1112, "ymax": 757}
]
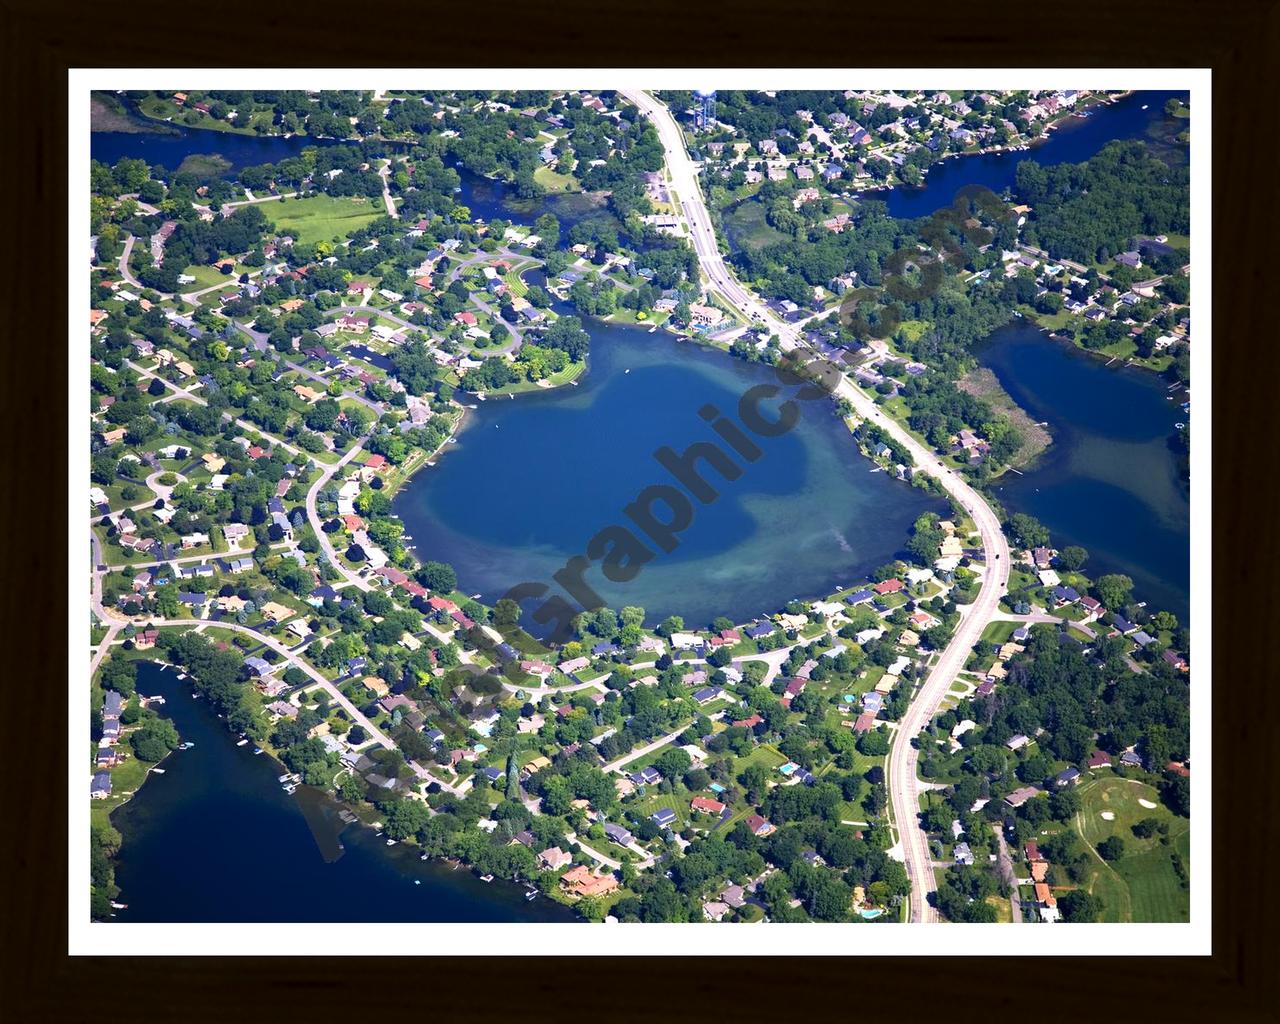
[{"xmin": 4, "ymin": 0, "xmax": 1276, "ymax": 1018}]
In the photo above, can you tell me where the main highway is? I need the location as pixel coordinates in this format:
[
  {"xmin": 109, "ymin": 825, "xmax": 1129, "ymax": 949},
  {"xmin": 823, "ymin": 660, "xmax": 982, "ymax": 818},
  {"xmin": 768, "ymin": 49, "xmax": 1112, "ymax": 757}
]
[{"xmin": 622, "ymin": 90, "xmax": 1011, "ymax": 923}]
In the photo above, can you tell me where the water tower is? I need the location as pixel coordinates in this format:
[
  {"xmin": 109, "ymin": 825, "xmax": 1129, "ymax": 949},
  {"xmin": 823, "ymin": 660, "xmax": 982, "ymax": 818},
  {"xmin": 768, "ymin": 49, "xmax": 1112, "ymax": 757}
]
[{"xmin": 694, "ymin": 89, "xmax": 716, "ymax": 130}]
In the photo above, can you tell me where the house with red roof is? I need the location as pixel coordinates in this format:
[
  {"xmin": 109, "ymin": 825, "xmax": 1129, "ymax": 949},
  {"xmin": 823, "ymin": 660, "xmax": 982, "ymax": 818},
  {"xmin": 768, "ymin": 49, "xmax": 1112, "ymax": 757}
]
[
  {"xmin": 454, "ymin": 311, "xmax": 478, "ymax": 327},
  {"xmin": 691, "ymin": 796, "xmax": 726, "ymax": 815},
  {"xmin": 874, "ymin": 578, "xmax": 904, "ymax": 595}
]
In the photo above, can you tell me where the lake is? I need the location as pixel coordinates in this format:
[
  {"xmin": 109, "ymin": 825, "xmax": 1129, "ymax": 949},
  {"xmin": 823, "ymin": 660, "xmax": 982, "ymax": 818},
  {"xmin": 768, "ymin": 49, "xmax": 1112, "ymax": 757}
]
[
  {"xmin": 868, "ymin": 89, "xmax": 1189, "ymax": 220},
  {"xmin": 110, "ymin": 661, "xmax": 576, "ymax": 922},
  {"xmin": 394, "ymin": 322, "xmax": 942, "ymax": 631},
  {"xmin": 979, "ymin": 324, "xmax": 1190, "ymax": 622}
]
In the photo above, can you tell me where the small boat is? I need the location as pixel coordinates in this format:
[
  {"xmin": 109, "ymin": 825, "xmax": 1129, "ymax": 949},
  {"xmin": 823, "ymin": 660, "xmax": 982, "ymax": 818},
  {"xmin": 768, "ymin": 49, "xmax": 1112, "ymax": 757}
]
[
  {"xmin": 414, "ymin": 880, "xmax": 421, "ymax": 885},
  {"xmin": 648, "ymin": 325, "xmax": 657, "ymax": 333},
  {"xmin": 177, "ymin": 742, "xmax": 194, "ymax": 750},
  {"xmin": 386, "ymin": 838, "xmax": 398, "ymax": 846},
  {"xmin": 283, "ymin": 784, "xmax": 297, "ymax": 794},
  {"xmin": 177, "ymin": 673, "xmax": 187, "ymax": 680},
  {"xmin": 278, "ymin": 773, "xmax": 294, "ymax": 783},
  {"xmin": 253, "ymin": 747, "xmax": 264, "ymax": 755},
  {"xmin": 479, "ymin": 873, "xmax": 494, "ymax": 883},
  {"xmin": 1175, "ymin": 422, "xmax": 1186, "ymax": 430},
  {"xmin": 1141, "ymin": 104, "xmax": 1149, "ymax": 110},
  {"xmin": 110, "ymin": 901, "xmax": 128, "ymax": 910},
  {"xmin": 236, "ymin": 738, "xmax": 249, "ymax": 747},
  {"xmin": 525, "ymin": 890, "xmax": 539, "ymax": 901},
  {"xmin": 149, "ymin": 695, "xmax": 166, "ymax": 705},
  {"xmin": 420, "ymin": 853, "xmax": 430, "ymax": 861},
  {"xmin": 150, "ymin": 767, "xmax": 165, "ymax": 775}
]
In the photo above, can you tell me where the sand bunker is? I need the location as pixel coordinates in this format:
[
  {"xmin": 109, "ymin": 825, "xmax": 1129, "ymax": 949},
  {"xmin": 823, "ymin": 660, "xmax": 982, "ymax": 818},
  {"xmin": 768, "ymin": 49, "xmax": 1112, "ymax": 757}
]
[
  {"xmin": 1138, "ymin": 798, "xmax": 1158, "ymax": 809},
  {"xmin": 1100, "ymin": 811, "xmax": 1116, "ymax": 821}
]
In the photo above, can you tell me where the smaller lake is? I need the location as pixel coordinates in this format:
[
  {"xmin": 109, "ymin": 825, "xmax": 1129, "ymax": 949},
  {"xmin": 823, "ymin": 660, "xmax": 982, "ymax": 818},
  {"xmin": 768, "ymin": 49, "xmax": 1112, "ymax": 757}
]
[
  {"xmin": 865, "ymin": 89, "xmax": 1188, "ymax": 220},
  {"xmin": 110, "ymin": 662, "xmax": 576, "ymax": 922},
  {"xmin": 90, "ymin": 124, "xmax": 341, "ymax": 176},
  {"xmin": 979, "ymin": 324, "xmax": 1189, "ymax": 622},
  {"xmin": 455, "ymin": 166, "xmax": 619, "ymax": 234},
  {"xmin": 395, "ymin": 321, "xmax": 942, "ymax": 632}
]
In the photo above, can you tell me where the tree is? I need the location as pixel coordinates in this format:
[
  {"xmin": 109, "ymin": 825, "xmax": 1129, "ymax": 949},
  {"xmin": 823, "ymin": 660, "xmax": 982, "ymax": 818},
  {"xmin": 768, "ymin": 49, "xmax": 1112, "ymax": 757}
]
[
  {"xmin": 1006, "ymin": 512, "xmax": 1049, "ymax": 550},
  {"xmin": 1094, "ymin": 574, "xmax": 1134, "ymax": 610},
  {"xmin": 1097, "ymin": 835, "xmax": 1125, "ymax": 861},
  {"xmin": 1057, "ymin": 546, "xmax": 1088, "ymax": 571},
  {"xmin": 420, "ymin": 560, "xmax": 458, "ymax": 593},
  {"xmin": 1058, "ymin": 889, "xmax": 1103, "ymax": 922}
]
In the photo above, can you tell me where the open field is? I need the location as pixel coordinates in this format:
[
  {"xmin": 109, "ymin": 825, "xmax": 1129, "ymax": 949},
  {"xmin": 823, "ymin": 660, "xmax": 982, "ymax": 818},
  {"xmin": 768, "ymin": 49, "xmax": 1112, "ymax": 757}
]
[{"xmin": 264, "ymin": 194, "xmax": 382, "ymax": 246}]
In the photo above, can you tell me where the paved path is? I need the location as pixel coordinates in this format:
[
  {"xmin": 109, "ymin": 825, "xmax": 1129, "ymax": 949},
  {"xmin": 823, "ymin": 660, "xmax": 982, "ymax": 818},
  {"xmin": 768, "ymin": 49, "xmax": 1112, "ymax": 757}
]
[
  {"xmin": 626, "ymin": 89, "xmax": 1012, "ymax": 924},
  {"xmin": 305, "ymin": 435, "xmax": 374, "ymax": 592},
  {"xmin": 601, "ymin": 712, "xmax": 724, "ymax": 773},
  {"xmin": 992, "ymin": 824, "xmax": 1022, "ymax": 924},
  {"xmin": 378, "ymin": 160, "xmax": 399, "ymax": 220}
]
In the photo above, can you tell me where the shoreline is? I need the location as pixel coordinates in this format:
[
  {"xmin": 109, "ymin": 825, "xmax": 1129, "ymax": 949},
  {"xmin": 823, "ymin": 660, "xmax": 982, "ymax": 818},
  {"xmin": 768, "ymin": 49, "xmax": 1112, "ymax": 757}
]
[{"xmin": 850, "ymin": 90, "xmax": 1129, "ymax": 203}]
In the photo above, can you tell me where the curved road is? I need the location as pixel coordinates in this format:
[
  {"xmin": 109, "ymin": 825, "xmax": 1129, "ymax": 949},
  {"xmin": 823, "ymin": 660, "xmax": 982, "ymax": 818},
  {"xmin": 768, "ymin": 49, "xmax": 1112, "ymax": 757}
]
[{"xmin": 624, "ymin": 90, "xmax": 1011, "ymax": 923}]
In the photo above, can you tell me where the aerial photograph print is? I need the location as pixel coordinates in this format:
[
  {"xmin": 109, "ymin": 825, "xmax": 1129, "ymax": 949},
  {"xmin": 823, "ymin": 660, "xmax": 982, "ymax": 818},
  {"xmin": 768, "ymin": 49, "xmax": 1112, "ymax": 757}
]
[{"xmin": 78, "ymin": 72, "xmax": 1205, "ymax": 953}]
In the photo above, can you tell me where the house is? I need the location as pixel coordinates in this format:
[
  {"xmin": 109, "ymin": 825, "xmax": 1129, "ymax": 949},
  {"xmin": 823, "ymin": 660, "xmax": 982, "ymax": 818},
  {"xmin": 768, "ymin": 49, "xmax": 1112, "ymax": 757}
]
[
  {"xmin": 874, "ymin": 578, "xmax": 903, "ymax": 595},
  {"xmin": 953, "ymin": 842, "xmax": 974, "ymax": 866},
  {"xmin": 1132, "ymin": 630, "xmax": 1156, "ymax": 647},
  {"xmin": 691, "ymin": 796, "xmax": 726, "ymax": 815},
  {"xmin": 260, "ymin": 601, "xmax": 294, "ymax": 623},
  {"xmin": 1114, "ymin": 251, "xmax": 1143, "ymax": 269},
  {"xmin": 1119, "ymin": 750, "xmax": 1144, "ymax": 768},
  {"xmin": 560, "ymin": 865, "xmax": 619, "ymax": 898},
  {"xmin": 744, "ymin": 814, "xmax": 776, "ymax": 837},
  {"xmin": 1004, "ymin": 786, "xmax": 1040, "ymax": 809},
  {"xmin": 603, "ymin": 822, "xmax": 634, "ymax": 847},
  {"xmin": 651, "ymin": 807, "xmax": 678, "ymax": 829},
  {"xmin": 91, "ymin": 772, "xmax": 113, "ymax": 799},
  {"xmin": 845, "ymin": 588, "xmax": 875, "ymax": 606},
  {"xmin": 1006, "ymin": 734, "xmax": 1031, "ymax": 751},
  {"xmin": 702, "ymin": 900, "xmax": 731, "ymax": 922},
  {"xmin": 1087, "ymin": 750, "xmax": 1113, "ymax": 770},
  {"xmin": 692, "ymin": 686, "xmax": 724, "ymax": 706},
  {"xmin": 1163, "ymin": 649, "xmax": 1189, "ymax": 672},
  {"xmin": 1079, "ymin": 596, "xmax": 1103, "ymax": 621},
  {"xmin": 854, "ymin": 712, "xmax": 877, "ymax": 734},
  {"xmin": 244, "ymin": 656, "xmax": 272, "ymax": 676},
  {"xmin": 629, "ymin": 766, "xmax": 662, "ymax": 787},
  {"xmin": 1053, "ymin": 767, "xmax": 1082, "ymax": 788},
  {"xmin": 537, "ymin": 846, "xmax": 571, "ymax": 871},
  {"xmin": 743, "ymin": 622, "xmax": 776, "ymax": 640}
]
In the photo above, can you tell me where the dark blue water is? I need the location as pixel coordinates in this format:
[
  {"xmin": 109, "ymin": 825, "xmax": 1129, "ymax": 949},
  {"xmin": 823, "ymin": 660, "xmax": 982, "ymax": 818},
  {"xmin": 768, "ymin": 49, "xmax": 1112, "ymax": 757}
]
[
  {"xmin": 872, "ymin": 90, "xmax": 1188, "ymax": 219},
  {"xmin": 91, "ymin": 126, "xmax": 340, "ymax": 176},
  {"xmin": 455, "ymin": 166, "xmax": 617, "ymax": 233},
  {"xmin": 980, "ymin": 324, "xmax": 1189, "ymax": 622},
  {"xmin": 110, "ymin": 662, "xmax": 576, "ymax": 922},
  {"xmin": 396, "ymin": 321, "xmax": 942, "ymax": 630}
]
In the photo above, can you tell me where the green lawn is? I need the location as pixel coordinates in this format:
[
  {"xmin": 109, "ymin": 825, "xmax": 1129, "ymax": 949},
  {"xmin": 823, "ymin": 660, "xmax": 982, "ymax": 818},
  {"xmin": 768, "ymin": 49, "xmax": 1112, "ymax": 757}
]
[
  {"xmin": 980, "ymin": 620, "xmax": 1017, "ymax": 645},
  {"xmin": 533, "ymin": 165, "xmax": 579, "ymax": 193},
  {"xmin": 265, "ymin": 194, "xmax": 382, "ymax": 246},
  {"xmin": 1072, "ymin": 776, "xmax": 1190, "ymax": 922}
]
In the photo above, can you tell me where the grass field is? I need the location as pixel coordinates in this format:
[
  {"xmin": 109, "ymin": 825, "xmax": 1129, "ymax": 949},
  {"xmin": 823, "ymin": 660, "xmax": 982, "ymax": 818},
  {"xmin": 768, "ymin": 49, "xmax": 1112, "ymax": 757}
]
[
  {"xmin": 980, "ymin": 620, "xmax": 1017, "ymax": 645},
  {"xmin": 265, "ymin": 194, "xmax": 382, "ymax": 246},
  {"xmin": 722, "ymin": 198, "xmax": 790, "ymax": 252},
  {"xmin": 1072, "ymin": 776, "xmax": 1190, "ymax": 922},
  {"xmin": 533, "ymin": 165, "xmax": 579, "ymax": 193}
]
